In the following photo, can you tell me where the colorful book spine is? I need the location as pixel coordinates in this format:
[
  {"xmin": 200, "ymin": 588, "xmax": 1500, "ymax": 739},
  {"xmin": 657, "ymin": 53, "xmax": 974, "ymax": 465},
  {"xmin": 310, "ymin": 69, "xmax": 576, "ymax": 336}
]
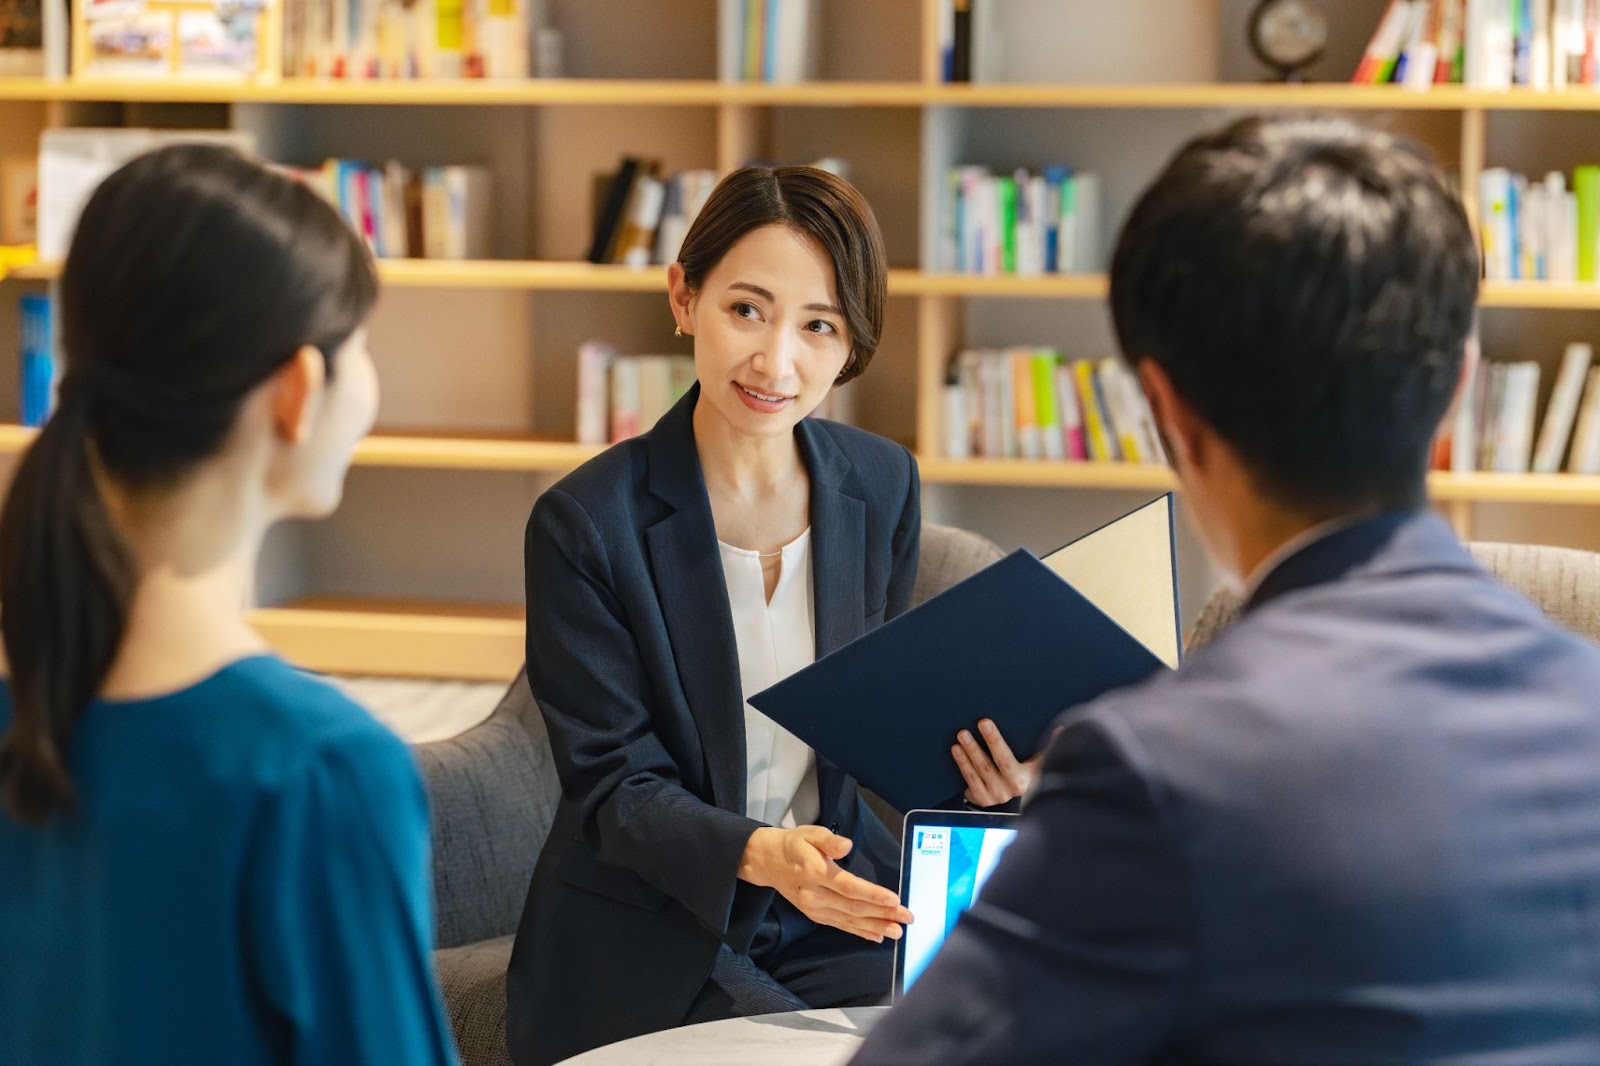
[
  {"xmin": 1033, "ymin": 350, "xmax": 1064, "ymax": 461},
  {"xmin": 1011, "ymin": 348, "xmax": 1039, "ymax": 459},
  {"xmin": 1576, "ymin": 164, "xmax": 1600, "ymax": 282},
  {"xmin": 19, "ymin": 293, "xmax": 54, "ymax": 428},
  {"xmin": 944, "ymin": 165, "xmax": 1101, "ymax": 276}
]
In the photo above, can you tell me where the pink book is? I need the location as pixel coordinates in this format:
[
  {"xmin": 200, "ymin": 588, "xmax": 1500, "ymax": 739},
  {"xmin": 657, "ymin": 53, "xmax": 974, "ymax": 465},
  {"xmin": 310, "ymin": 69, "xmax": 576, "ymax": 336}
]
[{"xmin": 1054, "ymin": 363, "xmax": 1086, "ymax": 460}]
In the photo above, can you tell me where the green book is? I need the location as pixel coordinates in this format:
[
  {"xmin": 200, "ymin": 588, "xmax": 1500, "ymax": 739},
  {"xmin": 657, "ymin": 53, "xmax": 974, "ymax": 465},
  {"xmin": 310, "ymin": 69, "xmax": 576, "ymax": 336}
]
[
  {"xmin": 997, "ymin": 176, "xmax": 1018, "ymax": 274},
  {"xmin": 1576, "ymin": 165, "xmax": 1600, "ymax": 283},
  {"xmin": 1032, "ymin": 349, "xmax": 1063, "ymax": 461}
]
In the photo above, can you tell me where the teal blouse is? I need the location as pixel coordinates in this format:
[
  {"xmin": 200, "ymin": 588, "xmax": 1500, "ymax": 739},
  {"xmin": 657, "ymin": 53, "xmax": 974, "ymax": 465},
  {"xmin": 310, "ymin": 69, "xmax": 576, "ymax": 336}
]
[{"xmin": 0, "ymin": 655, "xmax": 458, "ymax": 1065}]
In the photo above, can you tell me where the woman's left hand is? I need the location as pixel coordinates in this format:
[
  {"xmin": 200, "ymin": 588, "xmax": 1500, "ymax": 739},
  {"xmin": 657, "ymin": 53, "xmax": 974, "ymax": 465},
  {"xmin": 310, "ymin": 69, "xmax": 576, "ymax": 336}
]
[{"xmin": 952, "ymin": 718, "xmax": 1048, "ymax": 808}]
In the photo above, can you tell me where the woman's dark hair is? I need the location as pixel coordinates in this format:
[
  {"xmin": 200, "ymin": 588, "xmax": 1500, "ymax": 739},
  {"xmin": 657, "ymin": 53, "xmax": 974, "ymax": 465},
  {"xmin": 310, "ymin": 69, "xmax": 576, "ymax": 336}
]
[
  {"xmin": 1109, "ymin": 114, "xmax": 1478, "ymax": 515},
  {"xmin": 677, "ymin": 166, "xmax": 887, "ymax": 383},
  {"xmin": 0, "ymin": 143, "xmax": 378, "ymax": 825}
]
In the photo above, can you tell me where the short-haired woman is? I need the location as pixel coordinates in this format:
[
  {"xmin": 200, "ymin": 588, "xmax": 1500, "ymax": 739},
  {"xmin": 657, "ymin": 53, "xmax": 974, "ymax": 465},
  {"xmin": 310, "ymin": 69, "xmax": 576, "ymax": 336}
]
[{"xmin": 506, "ymin": 166, "xmax": 1035, "ymax": 1066}]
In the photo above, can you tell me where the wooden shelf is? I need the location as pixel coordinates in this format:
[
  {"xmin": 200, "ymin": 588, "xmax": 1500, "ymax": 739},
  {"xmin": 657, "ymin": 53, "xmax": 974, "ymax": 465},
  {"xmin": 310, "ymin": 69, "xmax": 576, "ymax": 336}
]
[
  {"xmin": 1426, "ymin": 471, "xmax": 1600, "ymax": 504},
  {"xmin": 924, "ymin": 83, "xmax": 1600, "ymax": 111},
  {"xmin": 1, "ymin": 423, "xmax": 1598, "ymax": 500},
  {"xmin": 916, "ymin": 456, "xmax": 1178, "ymax": 490},
  {"xmin": 250, "ymin": 597, "xmax": 522, "ymax": 680},
  {"xmin": 6, "ymin": 76, "xmax": 1600, "ymax": 110},
  {"xmin": 23, "ymin": 262, "xmax": 1600, "ymax": 308},
  {"xmin": 892, "ymin": 272, "xmax": 1109, "ymax": 298},
  {"xmin": 0, "ymin": 424, "xmax": 604, "ymax": 473},
  {"xmin": 4, "ymin": 259, "xmax": 1110, "ymax": 297},
  {"xmin": 377, "ymin": 259, "xmax": 666, "ymax": 291},
  {"xmin": 1478, "ymin": 282, "xmax": 1600, "ymax": 310},
  {"xmin": 351, "ymin": 433, "xmax": 604, "ymax": 472},
  {"xmin": 0, "ymin": 77, "xmax": 932, "ymax": 107}
]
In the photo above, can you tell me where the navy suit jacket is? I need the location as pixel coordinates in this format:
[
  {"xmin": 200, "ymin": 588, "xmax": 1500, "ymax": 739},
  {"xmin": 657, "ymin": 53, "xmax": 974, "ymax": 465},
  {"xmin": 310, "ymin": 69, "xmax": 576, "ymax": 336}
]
[
  {"xmin": 506, "ymin": 386, "xmax": 919, "ymax": 1066},
  {"xmin": 855, "ymin": 511, "xmax": 1600, "ymax": 1066}
]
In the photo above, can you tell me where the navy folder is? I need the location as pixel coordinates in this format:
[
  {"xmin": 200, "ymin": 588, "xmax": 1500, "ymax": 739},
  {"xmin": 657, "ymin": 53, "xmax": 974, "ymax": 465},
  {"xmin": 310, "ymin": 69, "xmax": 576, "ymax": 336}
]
[{"xmin": 750, "ymin": 513, "xmax": 1175, "ymax": 813}]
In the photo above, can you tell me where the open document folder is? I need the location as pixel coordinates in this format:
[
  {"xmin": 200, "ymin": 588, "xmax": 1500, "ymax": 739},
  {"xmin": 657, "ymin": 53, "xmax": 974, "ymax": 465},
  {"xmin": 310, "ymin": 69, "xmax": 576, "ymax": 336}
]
[{"xmin": 750, "ymin": 495, "xmax": 1181, "ymax": 813}]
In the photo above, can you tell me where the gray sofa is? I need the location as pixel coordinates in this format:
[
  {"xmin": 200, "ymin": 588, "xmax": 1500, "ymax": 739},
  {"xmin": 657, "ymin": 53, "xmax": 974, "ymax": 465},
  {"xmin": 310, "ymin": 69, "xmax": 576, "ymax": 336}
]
[
  {"xmin": 410, "ymin": 522, "xmax": 1005, "ymax": 1066},
  {"xmin": 1187, "ymin": 539, "xmax": 1600, "ymax": 650}
]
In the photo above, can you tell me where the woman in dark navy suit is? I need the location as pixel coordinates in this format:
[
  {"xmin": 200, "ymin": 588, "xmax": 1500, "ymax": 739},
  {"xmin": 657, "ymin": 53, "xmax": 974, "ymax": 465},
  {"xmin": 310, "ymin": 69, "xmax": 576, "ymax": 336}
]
[{"xmin": 505, "ymin": 167, "xmax": 1036, "ymax": 1066}]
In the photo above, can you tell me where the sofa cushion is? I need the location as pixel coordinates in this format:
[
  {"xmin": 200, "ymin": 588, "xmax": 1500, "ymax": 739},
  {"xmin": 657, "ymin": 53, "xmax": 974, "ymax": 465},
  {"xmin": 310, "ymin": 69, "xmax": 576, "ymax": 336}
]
[
  {"xmin": 413, "ymin": 669, "xmax": 559, "ymax": 949},
  {"xmin": 434, "ymin": 935, "xmax": 515, "ymax": 1066},
  {"xmin": 913, "ymin": 523, "xmax": 1006, "ymax": 607}
]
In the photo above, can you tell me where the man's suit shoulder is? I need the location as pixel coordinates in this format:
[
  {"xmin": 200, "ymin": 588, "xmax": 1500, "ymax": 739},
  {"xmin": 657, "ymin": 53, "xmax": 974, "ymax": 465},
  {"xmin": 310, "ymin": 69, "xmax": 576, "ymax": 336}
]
[{"xmin": 1069, "ymin": 563, "xmax": 1600, "ymax": 794}]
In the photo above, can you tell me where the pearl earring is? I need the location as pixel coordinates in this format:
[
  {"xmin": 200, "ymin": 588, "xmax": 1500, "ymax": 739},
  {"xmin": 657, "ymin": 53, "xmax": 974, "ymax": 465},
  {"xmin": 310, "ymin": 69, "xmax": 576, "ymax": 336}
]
[{"xmin": 674, "ymin": 326, "xmax": 683, "ymax": 338}]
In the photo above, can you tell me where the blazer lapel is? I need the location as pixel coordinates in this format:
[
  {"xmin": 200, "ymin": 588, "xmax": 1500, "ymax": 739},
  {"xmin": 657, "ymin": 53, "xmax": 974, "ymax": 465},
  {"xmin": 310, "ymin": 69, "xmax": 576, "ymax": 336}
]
[
  {"xmin": 644, "ymin": 386, "xmax": 747, "ymax": 813},
  {"xmin": 800, "ymin": 420, "xmax": 865, "ymax": 657},
  {"xmin": 797, "ymin": 420, "xmax": 865, "ymax": 826}
]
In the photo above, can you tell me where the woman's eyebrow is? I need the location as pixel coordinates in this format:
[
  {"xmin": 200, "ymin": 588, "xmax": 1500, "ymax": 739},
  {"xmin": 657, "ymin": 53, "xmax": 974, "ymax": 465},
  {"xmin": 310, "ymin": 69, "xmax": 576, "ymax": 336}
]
[{"xmin": 728, "ymin": 281, "xmax": 843, "ymax": 317}]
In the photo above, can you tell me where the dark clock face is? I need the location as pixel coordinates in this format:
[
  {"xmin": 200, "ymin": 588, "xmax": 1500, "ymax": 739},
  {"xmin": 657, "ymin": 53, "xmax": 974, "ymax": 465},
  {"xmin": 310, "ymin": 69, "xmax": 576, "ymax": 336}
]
[{"xmin": 1252, "ymin": 0, "xmax": 1329, "ymax": 68}]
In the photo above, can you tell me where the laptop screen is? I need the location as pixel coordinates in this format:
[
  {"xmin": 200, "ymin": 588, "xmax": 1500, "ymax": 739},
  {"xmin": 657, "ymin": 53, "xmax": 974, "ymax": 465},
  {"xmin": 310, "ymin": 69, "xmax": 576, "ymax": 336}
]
[{"xmin": 894, "ymin": 810, "xmax": 1020, "ymax": 999}]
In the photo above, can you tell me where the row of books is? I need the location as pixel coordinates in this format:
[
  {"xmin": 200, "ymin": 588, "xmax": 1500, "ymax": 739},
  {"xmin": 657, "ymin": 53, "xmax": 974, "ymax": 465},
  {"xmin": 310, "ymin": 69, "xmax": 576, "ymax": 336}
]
[
  {"xmin": 1355, "ymin": 0, "xmax": 1600, "ymax": 89},
  {"xmin": 587, "ymin": 161, "xmax": 720, "ymax": 268},
  {"xmin": 576, "ymin": 341, "xmax": 855, "ymax": 445},
  {"xmin": 577, "ymin": 346, "xmax": 697, "ymax": 445},
  {"xmin": 716, "ymin": 0, "xmax": 819, "ymax": 83},
  {"xmin": 940, "ymin": 167, "xmax": 1102, "ymax": 276},
  {"xmin": 1477, "ymin": 166, "xmax": 1597, "ymax": 282},
  {"xmin": 941, "ymin": 348, "xmax": 1165, "ymax": 464},
  {"xmin": 285, "ymin": 160, "xmax": 492, "ymax": 260},
  {"xmin": 1435, "ymin": 343, "xmax": 1600, "ymax": 473},
  {"xmin": 282, "ymin": 0, "xmax": 546, "ymax": 79}
]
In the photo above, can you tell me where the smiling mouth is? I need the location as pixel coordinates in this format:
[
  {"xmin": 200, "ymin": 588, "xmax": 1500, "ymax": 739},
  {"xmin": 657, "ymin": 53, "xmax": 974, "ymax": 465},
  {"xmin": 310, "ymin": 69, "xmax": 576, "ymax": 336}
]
[{"xmin": 737, "ymin": 383, "xmax": 793, "ymax": 403}]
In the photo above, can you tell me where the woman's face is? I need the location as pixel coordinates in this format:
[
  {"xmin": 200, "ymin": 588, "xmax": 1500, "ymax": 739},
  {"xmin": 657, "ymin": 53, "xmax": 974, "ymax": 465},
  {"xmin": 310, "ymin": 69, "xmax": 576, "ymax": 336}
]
[{"xmin": 672, "ymin": 223, "xmax": 853, "ymax": 443}]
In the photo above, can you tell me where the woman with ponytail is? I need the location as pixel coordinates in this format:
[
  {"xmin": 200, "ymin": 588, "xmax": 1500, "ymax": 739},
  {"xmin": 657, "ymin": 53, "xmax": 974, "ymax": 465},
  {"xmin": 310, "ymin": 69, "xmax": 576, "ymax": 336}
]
[{"xmin": 0, "ymin": 145, "xmax": 456, "ymax": 1065}]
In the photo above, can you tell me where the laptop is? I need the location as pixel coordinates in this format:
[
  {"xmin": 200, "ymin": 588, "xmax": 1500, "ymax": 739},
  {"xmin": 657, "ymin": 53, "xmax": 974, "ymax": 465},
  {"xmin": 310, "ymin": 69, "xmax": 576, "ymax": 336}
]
[{"xmin": 892, "ymin": 808, "xmax": 1021, "ymax": 1001}]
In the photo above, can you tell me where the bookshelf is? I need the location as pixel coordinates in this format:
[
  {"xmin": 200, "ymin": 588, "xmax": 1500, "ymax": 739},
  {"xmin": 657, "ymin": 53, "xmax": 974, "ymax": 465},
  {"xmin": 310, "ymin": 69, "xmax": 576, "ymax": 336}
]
[
  {"xmin": 13, "ymin": 77, "xmax": 1600, "ymax": 111},
  {"xmin": 4, "ymin": 0, "xmax": 1600, "ymax": 679}
]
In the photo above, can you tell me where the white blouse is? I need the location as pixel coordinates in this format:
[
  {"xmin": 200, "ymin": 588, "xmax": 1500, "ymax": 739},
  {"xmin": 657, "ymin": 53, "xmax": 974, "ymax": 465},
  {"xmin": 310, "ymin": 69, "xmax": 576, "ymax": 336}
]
[{"xmin": 718, "ymin": 528, "xmax": 820, "ymax": 829}]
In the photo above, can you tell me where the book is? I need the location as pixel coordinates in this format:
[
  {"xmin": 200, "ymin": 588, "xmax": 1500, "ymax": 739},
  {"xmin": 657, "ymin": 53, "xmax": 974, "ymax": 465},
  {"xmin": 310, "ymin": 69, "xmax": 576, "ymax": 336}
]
[
  {"xmin": 79, "ymin": 0, "xmax": 276, "ymax": 81},
  {"xmin": 609, "ymin": 357, "xmax": 641, "ymax": 443},
  {"xmin": 1568, "ymin": 365, "xmax": 1600, "ymax": 473},
  {"xmin": 587, "ymin": 157, "xmax": 645, "ymax": 264},
  {"xmin": 1533, "ymin": 342, "xmax": 1592, "ymax": 471},
  {"xmin": 576, "ymin": 341, "xmax": 618, "ymax": 446},
  {"xmin": 1494, "ymin": 360, "xmax": 1541, "ymax": 472},
  {"xmin": 1033, "ymin": 350, "xmax": 1064, "ymax": 462},
  {"xmin": 1355, "ymin": 0, "xmax": 1417, "ymax": 82},
  {"xmin": 1011, "ymin": 349, "xmax": 1039, "ymax": 459},
  {"xmin": 0, "ymin": 0, "xmax": 44, "ymax": 75},
  {"xmin": 749, "ymin": 494, "xmax": 1180, "ymax": 814},
  {"xmin": 0, "ymin": 156, "xmax": 35, "ymax": 245},
  {"xmin": 37, "ymin": 128, "xmax": 254, "ymax": 260},
  {"xmin": 421, "ymin": 165, "xmax": 491, "ymax": 260},
  {"xmin": 19, "ymin": 293, "xmax": 53, "ymax": 428},
  {"xmin": 612, "ymin": 173, "xmax": 666, "ymax": 267}
]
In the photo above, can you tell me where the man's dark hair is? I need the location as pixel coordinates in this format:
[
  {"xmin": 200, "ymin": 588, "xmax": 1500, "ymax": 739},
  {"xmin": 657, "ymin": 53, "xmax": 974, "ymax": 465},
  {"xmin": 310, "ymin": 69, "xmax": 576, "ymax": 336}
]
[{"xmin": 1109, "ymin": 114, "xmax": 1478, "ymax": 514}]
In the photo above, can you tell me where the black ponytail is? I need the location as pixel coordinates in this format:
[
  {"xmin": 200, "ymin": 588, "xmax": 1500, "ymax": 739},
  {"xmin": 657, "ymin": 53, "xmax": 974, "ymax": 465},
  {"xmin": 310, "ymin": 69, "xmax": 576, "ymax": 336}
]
[{"xmin": 0, "ymin": 144, "xmax": 377, "ymax": 825}]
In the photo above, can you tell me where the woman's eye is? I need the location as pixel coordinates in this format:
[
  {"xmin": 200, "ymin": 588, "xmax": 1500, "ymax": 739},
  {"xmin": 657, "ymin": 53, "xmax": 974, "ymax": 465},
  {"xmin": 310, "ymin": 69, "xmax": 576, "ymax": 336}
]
[
  {"xmin": 805, "ymin": 319, "xmax": 838, "ymax": 335},
  {"xmin": 732, "ymin": 301, "xmax": 760, "ymax": 319}
]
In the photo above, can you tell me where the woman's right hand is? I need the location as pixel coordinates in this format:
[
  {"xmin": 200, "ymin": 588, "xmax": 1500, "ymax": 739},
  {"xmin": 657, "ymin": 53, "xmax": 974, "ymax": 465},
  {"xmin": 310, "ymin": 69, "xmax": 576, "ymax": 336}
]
[{"xmin": 738, "ymin": 826, "xmax": 913, "ymax": 943}]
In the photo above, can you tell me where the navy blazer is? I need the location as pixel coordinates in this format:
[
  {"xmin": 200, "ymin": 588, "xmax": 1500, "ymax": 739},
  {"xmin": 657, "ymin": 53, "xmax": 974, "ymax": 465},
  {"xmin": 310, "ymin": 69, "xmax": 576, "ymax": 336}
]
[
  {"xmin": 506, "ymin": 386, "xmax": 919, "ymax": 1066},
  {"xmin": 855, "ymin": 512, "xmax": 1600, "ymax": 1065}
]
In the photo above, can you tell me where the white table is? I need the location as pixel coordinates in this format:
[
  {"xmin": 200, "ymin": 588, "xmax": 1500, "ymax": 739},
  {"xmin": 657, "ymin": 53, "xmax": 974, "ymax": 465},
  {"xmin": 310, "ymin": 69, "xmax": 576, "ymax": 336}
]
[{"xmin": 554, "ymin": 1006, "xmax": 888, "ymax": 1065}]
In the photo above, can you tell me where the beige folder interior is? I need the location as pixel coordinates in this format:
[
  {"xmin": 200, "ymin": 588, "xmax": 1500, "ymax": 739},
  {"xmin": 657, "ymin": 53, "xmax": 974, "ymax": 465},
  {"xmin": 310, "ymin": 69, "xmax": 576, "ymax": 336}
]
[{"xmin": 1040, "ymin": 495, "xmax": 1181, "ymax": 669}]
